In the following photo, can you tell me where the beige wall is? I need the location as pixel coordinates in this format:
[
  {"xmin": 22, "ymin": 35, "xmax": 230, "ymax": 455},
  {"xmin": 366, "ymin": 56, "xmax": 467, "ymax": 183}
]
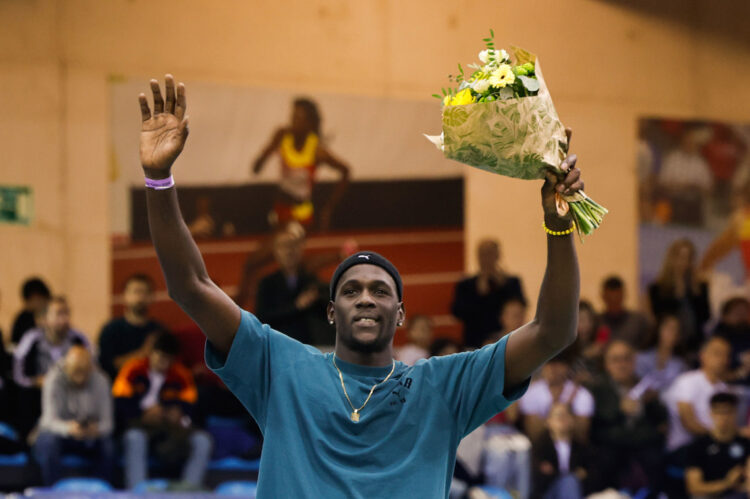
[{"xmin": 1, "ymin": 0, "xmax": 749, "ymax": 339}]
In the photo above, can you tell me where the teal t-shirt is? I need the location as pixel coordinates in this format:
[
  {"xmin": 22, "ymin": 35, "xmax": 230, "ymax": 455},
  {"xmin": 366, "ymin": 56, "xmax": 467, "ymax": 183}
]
[{"xmin": 206, "ymin": 310, "xmax": 528, "ymax": 498}]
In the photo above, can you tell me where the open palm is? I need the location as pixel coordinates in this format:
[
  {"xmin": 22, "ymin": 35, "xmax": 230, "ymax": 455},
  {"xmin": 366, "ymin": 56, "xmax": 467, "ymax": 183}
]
[{"xmin": 139, "ymin": 75, "xmax": 189, "ymax": 177}]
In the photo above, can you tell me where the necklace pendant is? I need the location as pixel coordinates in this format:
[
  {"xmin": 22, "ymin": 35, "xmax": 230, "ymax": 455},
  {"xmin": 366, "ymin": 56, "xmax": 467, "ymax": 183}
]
[{"xmin": 350, "ymin": 411, "xmax": 360, "ymax": 422}]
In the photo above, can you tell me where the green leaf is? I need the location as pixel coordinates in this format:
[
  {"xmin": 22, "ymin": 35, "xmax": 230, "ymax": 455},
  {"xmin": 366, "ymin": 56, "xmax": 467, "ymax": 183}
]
[
  {"xmin": 490, "ymin": 28, "xmax": 494, "ymax": 38},
  {"xmin": 518, "ymin": 75, "xmax": 540, "ymax": 92},
  {"xmin": 432, "ymin": 94, "xmax": 441, "ymax": 99}
]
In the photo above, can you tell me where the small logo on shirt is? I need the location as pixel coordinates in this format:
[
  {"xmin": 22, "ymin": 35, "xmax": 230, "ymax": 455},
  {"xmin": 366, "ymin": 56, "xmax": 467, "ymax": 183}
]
[
  {"xmin": 390, "ymin": 377, "xmax": 413, "ymax": 406},
  {"xmin": 708, "ymin": 444, "xmax": 720, "ymax": 456},
  {"xmin": 730, "ymin": 443, "xmax": 744, "ymax": 459},
  {"xmin": 358, "ymin": 255, "xmax": 370, "ymax": 260}
]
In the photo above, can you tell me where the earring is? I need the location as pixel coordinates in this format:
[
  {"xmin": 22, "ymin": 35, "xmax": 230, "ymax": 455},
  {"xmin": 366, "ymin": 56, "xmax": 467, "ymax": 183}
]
[
  {"xmin": 329, "ymin": 320, "xmax": 334, "ymax": 325},
  {"xmin": 397, "ymin": 321, "xmax": 403, "ymax": 327}
]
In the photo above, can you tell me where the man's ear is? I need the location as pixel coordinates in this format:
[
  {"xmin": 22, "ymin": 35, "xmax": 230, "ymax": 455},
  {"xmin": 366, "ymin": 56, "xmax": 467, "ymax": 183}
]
[
  {"xmin": 398, "ymin": 303, "xmax": 406, "ymax": 326},
  {"xmin": 327, "ymin": 301, "xmax": 335, "ymax": 323}
]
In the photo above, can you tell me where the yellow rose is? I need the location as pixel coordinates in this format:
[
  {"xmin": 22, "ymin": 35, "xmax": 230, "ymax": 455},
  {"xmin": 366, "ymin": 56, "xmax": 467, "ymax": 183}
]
[
  {"xmin": 448, "ymin": 88, "xmax": 475, "ymax": 106},
  {"xmin": 488, "ymin": 64, "xmax": 516, "ymax": 88}
]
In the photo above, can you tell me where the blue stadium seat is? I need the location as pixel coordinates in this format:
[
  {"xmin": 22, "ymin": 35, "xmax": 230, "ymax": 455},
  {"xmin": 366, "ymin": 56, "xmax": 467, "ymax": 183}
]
[
  {"xmin": 0, "ymin": 421, "xmax": 20, "ymax": 442},
  {"xmin": 209, "ymin": 456, "xmax": 261, "ymax": 471},
  {"xmin": 477, "ymin": 485, "xmax": 514, "ymax": 499},
  {"xmin": 215, "ymin": 480, "xmax": 257, "ymax": 497},
  {"xmin": 134, "ymin": 478, "xmax": 170, "ymax": 492},
  {"xmin": 0, "ymin": 452, "xmax": 27, "ymax": 466},
  {"xmin": 52, "ymin": 477, "xmax": 113, "ymax": 492},
  {"xmin": 60, "ymin": 454, "xmax": 93, "ymax": 468}
]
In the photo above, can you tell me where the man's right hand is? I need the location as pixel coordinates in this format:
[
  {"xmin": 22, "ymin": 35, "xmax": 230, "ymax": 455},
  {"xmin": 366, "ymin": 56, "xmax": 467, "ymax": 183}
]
[
  {"xmin": 139, "ymin": 75, "xmax": 189, "ymax": 179},
  {"xmin": 68, "ymin": 422, "xmax": 86, "ymax": 440},
  {"xmin": 726, "ymin": 465, "xmax": 744, "ymax": 489}
]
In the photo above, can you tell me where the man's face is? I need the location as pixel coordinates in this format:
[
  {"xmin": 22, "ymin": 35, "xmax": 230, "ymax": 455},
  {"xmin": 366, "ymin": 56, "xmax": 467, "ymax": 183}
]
[
  {"xmin": 149, "ymin": 350, "xmax": 174, "ymax": 374},
  {"xmin": 477, "ymin": 241, "xmax": 499, "ymax": 274},
  {"xmin": 64, "ymin": 349, "xmax": 92, "ymax": 386},
  {"xmin": 725, "ymin": 303, "xmax": 750, "ymax": 327},
  {"xmin": 291, "ymin": 105, "xmax": 312, "ymax": 134},
  {"xmin": 124, "ymin": 280, "xmax": 153, "ymax": 316},
  {"xmin": 273, "ymin": 232, "xmax": 304, "ymax": 274},
  {"xmin": 328, "ymin": 265, "xmax": 404, "ymax": 354},
  {"xmin": 28, "ymin": 293, "xmax": 50, "ymax": 314},
  {"xmin": 701, "ymin": 339, "xmax": 731, "ymax": 377},
  {"xmin": 46, "ymin": 301, "xmax": 71, "ymax": 336},
  {"xmin": 542, "ymin": 361, "xmax": 569, "ymax": 386},
  {"xmin": 710, "ymin": 403, "xmax": 738, "ymax": 435},
  {"xmin": 602, "ymin": 287, "xmax": 624, "ymax": 312},
  {"xmin": 605, "ymin": 342, "xmax": 635, "ymax": 385}
]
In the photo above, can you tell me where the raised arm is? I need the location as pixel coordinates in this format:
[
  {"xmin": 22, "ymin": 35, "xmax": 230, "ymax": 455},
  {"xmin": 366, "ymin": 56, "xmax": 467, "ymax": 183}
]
[
  {"xmin": 251, "ymin": 128, "xmax": 284, "ymax": 175},
  {"xmin": 139, "ymin": 76, "xmax": 240, "ymax": 355},
  {"xmin": 504, "ymin": 129, "xmax": 581, "ymax": 389}
]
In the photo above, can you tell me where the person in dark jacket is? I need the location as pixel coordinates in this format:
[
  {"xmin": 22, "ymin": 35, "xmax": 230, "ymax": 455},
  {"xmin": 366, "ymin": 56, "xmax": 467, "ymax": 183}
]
[
  {"xmin": 256, "ymin": 228, "xmax": 331, "ymax": 345},
  {"xmin": 10, "ymin": 277, "xmax": 51, "ymax": 345},
  {"xmin": 451, "ymin": 239, "xmax": 525, "ymax": 348},
  {"xmin": 532, "ymin": 403, "xmax": 590, "ymax": 499},
  {"xmin": 588, "ymin": 340, "xmax": 669, "ymax": 495},
  {"xmin": 648, "ymin": 238, "xmax": 710, "ymax": 354}
]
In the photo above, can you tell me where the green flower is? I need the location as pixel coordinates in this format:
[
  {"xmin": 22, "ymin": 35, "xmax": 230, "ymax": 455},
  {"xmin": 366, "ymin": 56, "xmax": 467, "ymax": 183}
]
[
  {"xmin": 522, "ymin": 62, "xmax": 535, "ymax": 74},
  {"xmin": 512, "ymin": 65, "xmax": 528, "ymax": 76}
]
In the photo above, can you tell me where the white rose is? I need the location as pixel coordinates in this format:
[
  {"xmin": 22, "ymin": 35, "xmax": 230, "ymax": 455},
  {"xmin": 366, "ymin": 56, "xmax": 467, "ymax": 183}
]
[
  {"xmin": 472, "ymin": 79, "xmax": 491, "ymax": 93},
  {"xmin": 478, "ymin": 49, "xmax": 501, "ymax": 64},
  {"xmin": 499, "ymin": 49, "xmax": 509, "ymax": 62}
]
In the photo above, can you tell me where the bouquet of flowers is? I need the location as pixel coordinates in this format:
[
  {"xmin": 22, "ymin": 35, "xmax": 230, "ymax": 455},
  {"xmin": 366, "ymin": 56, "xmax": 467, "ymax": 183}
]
[{"xmin": 425, "ymin": 31, "xmax": 607, "ymax": 237}]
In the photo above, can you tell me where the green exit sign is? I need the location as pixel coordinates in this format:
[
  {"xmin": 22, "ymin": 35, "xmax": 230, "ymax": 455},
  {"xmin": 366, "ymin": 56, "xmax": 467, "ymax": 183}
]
[{"xmin": 0, "ymin": 186, "xmax": 33, "ymax": 225}]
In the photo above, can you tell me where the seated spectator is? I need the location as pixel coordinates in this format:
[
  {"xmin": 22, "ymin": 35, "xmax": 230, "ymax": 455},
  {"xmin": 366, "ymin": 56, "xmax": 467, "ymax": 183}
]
[
  {"xmin": 485, "ymin": 297, "xmax": 528, "ymax": 345},
  {"xmin": 663, "ymin": 336, "xmax": 732, "ymax": 452},
  {"xmin": 588, "ymin": 340, "xmax": 668, "ymax": 494},
  {"xmin": 256, "ymin": 227, "xmax": 331, "ymax": 345},
  {"xmin": 10, "ymin": 277, "xmax": 51, "ymax": 344},
  {"xmin": 98, "ymin": 274, "xmax": 167, "ymax": 380},
  {"xmin": 648, "ymin": 239, "xmax": 710, "ymax": 354},
  {"xmin": 112, "ymin": 332, "xmax": 212, "ymax": 489},
  {"xmin": 685, "ymin": 392, "xmax": 750, "ymax": 498},
  {"xmin": 519, "ymin": 355, "xmax": 594, "ymax": 443},
  {"xmin": 12, "ymin": 296, "xmax": 89, "ymax": 437},
  {"xmin": 564, "ymin": 300, "xmax": 608, "ymax": 384},
  {"xmin": 531, "ymin": 403, "xmax": 590, "ymax": 499},
  {"xmin": 599, "ymin": 276, "xmax": 650, "ymax": 350},
  {"xmin": 714, "ymin": 297, "xmax": 750, "ymax": 373},
  {"xmin": 635, "ymin": 313, "xmax": 688, "ymax": 393},
  {"xmin": 396, "ymin": 315, "xmax": 433, "ymax": 366},
  {"xmin": 451, "ymin": 239, "xmax": 525, "ymax": 349},
  {"xmin": 0, "ymin": 317, "xmax": 21, "ymax": 454},
  {"xmin": 33, "ymin": 346, "xmax": 115, "ymax": 486}
]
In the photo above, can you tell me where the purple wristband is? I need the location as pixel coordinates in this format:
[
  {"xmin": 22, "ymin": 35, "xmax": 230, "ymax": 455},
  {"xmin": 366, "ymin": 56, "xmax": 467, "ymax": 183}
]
[{"xmin": 145, "ymin": 175, "xmax": 174, "ymax": 190}]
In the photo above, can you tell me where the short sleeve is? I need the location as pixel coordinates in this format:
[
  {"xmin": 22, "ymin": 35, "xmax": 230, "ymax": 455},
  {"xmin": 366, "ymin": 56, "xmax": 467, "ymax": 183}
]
[
  {"xmin": 205, "ymin": 310, "xmax": 309, "ymax": 430},
  {"xmin": 571, "ymin": 387, "xmax": 595, "ymax": 417},
  {"xmin": 671, "ymin": 376, "xmax": 693, "ymax": 403},
  {"xmin": 419, "ymin": 335, "xmax": 530, "ymax": 438}
]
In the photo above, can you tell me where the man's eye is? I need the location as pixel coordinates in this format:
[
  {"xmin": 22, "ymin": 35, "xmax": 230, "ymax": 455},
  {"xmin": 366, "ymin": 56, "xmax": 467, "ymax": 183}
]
[
  {"xmin": 375, "ymin": 289, "xmax": 388, "ymax": 295},
  {"xmin": 342, "ymin": 289, "xmax": 356, "ymax": 295}
]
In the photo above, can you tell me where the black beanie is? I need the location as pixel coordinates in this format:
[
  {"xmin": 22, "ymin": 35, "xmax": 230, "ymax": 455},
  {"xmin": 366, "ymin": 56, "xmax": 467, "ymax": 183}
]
[{"xmin": 329, "ymin": 251, "xmax": 403, "ymax": 301}]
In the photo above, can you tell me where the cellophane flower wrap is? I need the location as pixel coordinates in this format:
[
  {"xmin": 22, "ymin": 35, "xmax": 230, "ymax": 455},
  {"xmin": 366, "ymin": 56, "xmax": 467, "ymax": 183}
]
[{"xmin": 426, "ymin": 37, "xmax": 607, "ymax": 237}]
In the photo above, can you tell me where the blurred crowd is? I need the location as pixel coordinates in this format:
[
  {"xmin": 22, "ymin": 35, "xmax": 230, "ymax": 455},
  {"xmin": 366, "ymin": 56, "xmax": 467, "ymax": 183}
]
[{"xmin": 2, "ymin": 227, "xmax": 750, "ymax": 498}]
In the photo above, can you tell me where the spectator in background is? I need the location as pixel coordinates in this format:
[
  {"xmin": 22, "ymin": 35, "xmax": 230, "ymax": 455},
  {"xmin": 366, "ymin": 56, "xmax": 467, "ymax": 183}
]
[
  {"xmin": 256, "ymin": 226, "xmax": 331, "ymax": 345},
  {"xmin": 113, "ymin": 332, "xmax": 212, "ymax": 489},
  {"xmin": 519, "ymin": 355, "xmax": 594, "ymax": 443},
  {"xmin": 395, "ymin": 315, "xmax": 433, "ymax": 366},
  {"xmin": 714, "ymin": 297, "xmax": 750, "ymax": 374},
  {"xmin": 658, "ymin": 126, "xmax": 713, "ymax": 226},
  {"xmin": 648, "ymin": 239, "xmax": 710, "ymax": 354},
  {"xmin": 600, "ymin": 276, "xmax": 650, "ymax": 350},
  {"xmin": 452, "ymin": 239, "xmax": 525, "ymax": 348},
  {"xmin": 662, "ymin": 336, "xmax": 732, "ymax": 453},
  {"xmin": 636, "ymin": 314, "xmax": 688, "ymax": 393},
  {"xmin": 13, "ymin": 297, "xmax": 90, "ymax": 437},
  {"xmin": 98, "ymin": 274, "xmax": 167, "ymax": 380},
  {"xmin": 531, "ymin": 403, "xmax": 590, "ymax": 499},
  {"xmin": 10, "ymin": 277, "xmax": 51, "ymax": 344},
  {"xmin": 588, "ymin": 340, "xmax": 668, "ymax": 495},
  {"xmin": 685, "ymin": 393, "xmax": 750, "ymax": 499},
  {"xmin": 484, "ymin": 297, "xmax": 528, "ymax": 345},
  {"xmin": 564, "ymin": 300, "xmax": 608, "ymax": 384},
  {"xmin": 0, "ymin": 294, "xmax": 21, "ymax": 455},
  {"xmin": 34, "ymin": 346, "xmax": 114, "ymax": 486}
]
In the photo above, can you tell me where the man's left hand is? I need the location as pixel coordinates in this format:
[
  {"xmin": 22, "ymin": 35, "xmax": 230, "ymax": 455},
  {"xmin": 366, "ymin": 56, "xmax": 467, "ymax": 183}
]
[{"xmin": 541, "ymin": 128, "xmax": 583, "ymax": 229}]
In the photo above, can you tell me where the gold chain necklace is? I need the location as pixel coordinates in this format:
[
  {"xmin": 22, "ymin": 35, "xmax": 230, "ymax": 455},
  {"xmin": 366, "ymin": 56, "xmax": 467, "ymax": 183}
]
[{"xmin": 332, "ymin": 355, "xmax": 395, "ymax": 422}]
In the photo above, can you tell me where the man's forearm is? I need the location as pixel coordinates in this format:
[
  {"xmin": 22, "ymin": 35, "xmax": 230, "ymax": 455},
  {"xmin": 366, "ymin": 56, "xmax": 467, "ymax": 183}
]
[
  {"xmin": 146, "ymin": 187, "xmax": 210, "ymax": 303},
  {"xmin": 534, "ymin": 214, "xmax": 580, "ymax": 353}
]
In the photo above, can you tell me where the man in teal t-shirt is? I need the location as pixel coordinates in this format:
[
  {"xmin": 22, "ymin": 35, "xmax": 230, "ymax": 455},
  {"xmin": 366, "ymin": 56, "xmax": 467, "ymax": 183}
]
[{"xmin": 136, "ymin": 76, "xmax": 583, "ymax": 498}]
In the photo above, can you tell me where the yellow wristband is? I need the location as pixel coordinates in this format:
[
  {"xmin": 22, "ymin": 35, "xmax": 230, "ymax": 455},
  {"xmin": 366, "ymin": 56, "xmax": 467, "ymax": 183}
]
[{"xmin": 543, "ymin": 221, "xmax": 576, "ymax": 236}]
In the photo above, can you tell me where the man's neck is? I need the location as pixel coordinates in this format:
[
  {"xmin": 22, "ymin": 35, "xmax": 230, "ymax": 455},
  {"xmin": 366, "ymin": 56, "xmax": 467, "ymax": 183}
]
[
  {"xmin": 710, "ymin": 427, "xmax": 737, "ymax": 443},
  {"xmin": 703, "ymin": 368, "xmax": 722, "ymax": 384},
  {"xmin": 45, "ymin": 329, "xmax": 65, "ymax": 345},
  {"xmin": 124, "ymin": 310, "xmax": 148, "ymax": 327},
  {"xmin": 334, "ymin": 343, "xmax": 394, "ymax": 367},
  {"xmin": 550, "ymin": 430, "xmax": 571, "ymax": 442}
]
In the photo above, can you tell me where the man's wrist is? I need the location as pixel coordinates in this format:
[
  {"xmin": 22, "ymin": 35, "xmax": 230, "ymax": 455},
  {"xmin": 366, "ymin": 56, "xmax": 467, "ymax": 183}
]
[
  {"xmin": 544, "ymin": 214, "xmax": 574, "ymax": 233},
  {"xmin": 143, "ymin": 167, "xmax": 172, "ymax": 181}
]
